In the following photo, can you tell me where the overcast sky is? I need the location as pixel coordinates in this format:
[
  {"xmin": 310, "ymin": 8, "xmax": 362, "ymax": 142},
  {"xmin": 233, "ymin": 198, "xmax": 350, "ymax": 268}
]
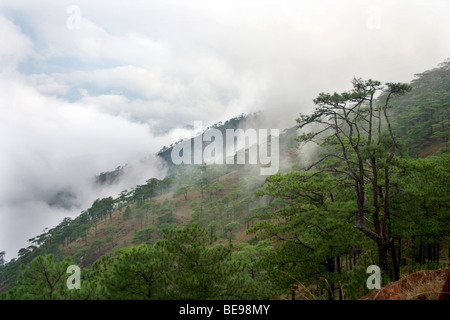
[{"xmin": 1, "ymin": 0, "xmax": 449, "ymax": 261}]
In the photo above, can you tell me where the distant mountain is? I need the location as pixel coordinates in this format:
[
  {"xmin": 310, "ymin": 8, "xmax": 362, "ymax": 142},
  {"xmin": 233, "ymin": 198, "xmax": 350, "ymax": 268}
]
[
  {"xmin": 157, "ymin": 113, "xmax": 258, "ymax": 167},
  {"xmin": 94, "ymin": 166, "xmax": 126, "ymax": 186}
]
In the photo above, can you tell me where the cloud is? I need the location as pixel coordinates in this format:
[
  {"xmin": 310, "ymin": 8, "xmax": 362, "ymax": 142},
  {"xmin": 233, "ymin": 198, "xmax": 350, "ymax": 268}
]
[
  {"xmin": 0, "ymin": 15, "xmax": 34, "ymax": 71},
  {"xmin": 25, "ymin": 73, "xmax": 69, "ymax": 96},
  {"xmin": 0, "ymin": 72, "xmax": 172, "ymax": 258}
]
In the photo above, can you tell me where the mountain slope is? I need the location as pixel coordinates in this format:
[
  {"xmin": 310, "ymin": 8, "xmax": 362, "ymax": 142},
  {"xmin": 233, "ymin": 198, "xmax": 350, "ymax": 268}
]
[
  {"xmin": 1, "ymin": 61, "xmax": 449, "ymax": 299},
  {"xmin": 387, "ymin": 59, "xmax": 450, "ymax": 157}
]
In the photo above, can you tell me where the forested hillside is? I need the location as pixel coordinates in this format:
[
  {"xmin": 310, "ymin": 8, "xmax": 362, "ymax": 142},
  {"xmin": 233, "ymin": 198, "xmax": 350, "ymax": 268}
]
[
  {"xmin": 389, "ymin": 59, "xmax": 450, "ymax": 157},
  {"xmin": 1, "ymin": 61, "xmax": 449, "ymax": 300}
]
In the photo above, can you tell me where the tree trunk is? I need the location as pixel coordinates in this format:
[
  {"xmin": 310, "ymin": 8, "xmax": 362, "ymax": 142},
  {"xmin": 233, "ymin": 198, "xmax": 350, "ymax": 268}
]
[
  {"xmin": 390, "ymin": 238, "xmax": 400, "ymax": 280},
  {"xmin": 419, "ymin": 240, "xmax": 424, "ymax": 265},
  {"xmin": 436, "ymin": 239, "xmax": 440, "ymax": 264},
  {"xmin": 336, "ymin": 255, "xmax": 341, "ymax": 275},
  {"xmin": 377, "ymin": 241, "xmax": 389, "ymax": 277},
  {"xmin": 448, "ymin": 239, "xmax": 450, "ymax": 264},
  {"xmin": 336, "ymin": 255, "xmax": 343, "ymax": 298},
  {"xmin": 348, "ymin": 254, "xmax": 352, "ymax": 271},
  {"xmin": 326, "ymin": 257, "xmax": 335, "ymax": 300}
]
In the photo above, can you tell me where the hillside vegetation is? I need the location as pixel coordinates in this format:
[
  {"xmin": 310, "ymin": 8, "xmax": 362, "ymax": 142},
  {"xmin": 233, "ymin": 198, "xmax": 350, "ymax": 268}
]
[{"xmin": 0, "ymin": 61, "xmax": 449, "ymax": 300}]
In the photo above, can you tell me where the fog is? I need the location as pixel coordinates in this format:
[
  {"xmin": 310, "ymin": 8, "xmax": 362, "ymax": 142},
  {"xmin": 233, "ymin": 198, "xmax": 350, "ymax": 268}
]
[{"xmin": 1, "ymin": 0, "xmax": 450, "ymax": 261}]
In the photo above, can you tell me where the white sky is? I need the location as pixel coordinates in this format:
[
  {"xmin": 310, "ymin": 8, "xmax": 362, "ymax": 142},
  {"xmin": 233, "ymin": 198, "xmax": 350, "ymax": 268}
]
[{"xmin": 1, "ymin": 0, "xmax": 449, "ymax": 261}]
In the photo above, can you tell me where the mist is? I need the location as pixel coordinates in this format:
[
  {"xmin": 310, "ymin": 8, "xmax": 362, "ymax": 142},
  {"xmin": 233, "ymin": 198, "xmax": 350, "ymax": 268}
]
[{"xmin": 1, "ymin": 0, "xmax": 450, "ymax": 261}]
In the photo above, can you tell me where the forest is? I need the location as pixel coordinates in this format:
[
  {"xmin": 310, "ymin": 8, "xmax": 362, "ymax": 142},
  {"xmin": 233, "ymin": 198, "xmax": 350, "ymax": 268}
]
[{"xmin": 0, "ymin": 60, "xmax": 449, "ymax": 300}]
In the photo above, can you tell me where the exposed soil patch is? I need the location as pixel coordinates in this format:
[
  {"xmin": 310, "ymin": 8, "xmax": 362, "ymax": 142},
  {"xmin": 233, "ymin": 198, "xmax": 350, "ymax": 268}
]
[{"xmin": 361, "ymin": 267, "xmax": 450, "ymax": 300}]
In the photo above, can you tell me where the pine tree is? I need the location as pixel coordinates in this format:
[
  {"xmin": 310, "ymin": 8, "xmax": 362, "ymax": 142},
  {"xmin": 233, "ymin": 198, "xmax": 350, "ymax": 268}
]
[{"xmin": 296, "ymin": 78, "xmax": 411, "ymax": 277}]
